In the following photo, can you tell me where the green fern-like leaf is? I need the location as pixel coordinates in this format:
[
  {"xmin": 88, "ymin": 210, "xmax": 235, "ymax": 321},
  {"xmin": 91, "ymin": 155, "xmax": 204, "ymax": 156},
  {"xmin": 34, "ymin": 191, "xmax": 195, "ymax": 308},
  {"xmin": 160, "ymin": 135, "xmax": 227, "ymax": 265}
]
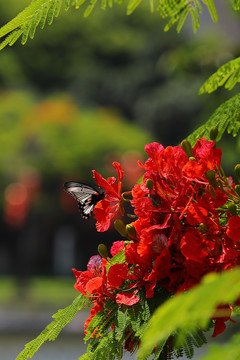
[
  {"xmin": 78, "ymin": 352, "xmax": 94, "ymax": 360},
  {"xmin": 199, "ymin": 57, "xmax": 240, "ymax": 94},
  {"xmin": 16, "ymin": 294, "xmax": 89, "ymax": 360},
  {"xmin": 189, "ymin": 329, "xmax": 207, "ymax": 348},
  {"xmin": 116, "ymin": 309, "xmax": 128, "ymax": 334},
  {"xmin": 127, "ymin": 0, "xmax": 143, "ymax": 15},
  {"xmin": 137, "ymin": 268, "xmax": 240, "ymax": 360},
  {"xmin": 158, "ymin": 0, "xmax": 218, "ymax": 33},
  {"xmin": 182, "ymin": 335, "xmax": 194, "ymax": 359},
  {"xmin": 85, "ymin": 299, "xmax": 118, "ymax": 342},
  {"xmin": 0, "ymin": 0, "xmax": 65, "ymax": 50},
  {"xmin": 91, "ymin": 331, "xmax": 123, "ymax": 360},
  {"xmin": 185, "ymin": 92, "xmax": 240, "ymax": 146},
  {"xmin": 83, "ymin": 331, "xmax": 124, "ymax": 360},
  {"xmin": 202, "ymin": 0, "xmax": 218, "ymax": 22},
  {"xmin": 0, "ymin": 0, "xmax": 220, "ymax": 50},
  {"xmin": 84, "ymin": 0, "xmax": 98, "ymax": 17}
]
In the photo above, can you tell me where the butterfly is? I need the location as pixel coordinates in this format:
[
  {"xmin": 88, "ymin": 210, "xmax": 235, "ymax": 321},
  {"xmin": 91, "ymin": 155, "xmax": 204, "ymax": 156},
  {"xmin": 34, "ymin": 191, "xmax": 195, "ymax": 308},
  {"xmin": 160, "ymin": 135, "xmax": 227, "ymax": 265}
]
[{"xmin": 64, "ymin": 181, "xmax": 105, "ymax": 219}]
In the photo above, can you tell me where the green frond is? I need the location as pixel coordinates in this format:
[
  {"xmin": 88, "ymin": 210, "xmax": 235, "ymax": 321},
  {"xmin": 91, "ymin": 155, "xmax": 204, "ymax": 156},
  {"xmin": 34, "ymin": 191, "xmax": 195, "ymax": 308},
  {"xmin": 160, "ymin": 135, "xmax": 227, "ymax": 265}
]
[
  {"xmin": 116, "ymin": 309, "xmax": 128, "ymax": 334},
  {"xmin": 84, "ymin": 0, "xmax": 98, "ymax": 17},
  {"xmin": 189, "ymin": 329, "xmax": 207, "ymax": 348},
  {"xmin": 112, "ymin": 248, "xmax": 126, "ymax": 263},
  {"xmin": 64, "ymin": 0, "xmax": 71, "ymax": 10},
  {"xmin": 190, "ymin": 8, "xmax": 200, "ymax": 33},
  {"xmin": 91, "ymin": 331, "xmax": 123, "ymax": 360},
  {"xmin": 153, "ymin": 342, "xmax": 168, "ymax": 360},
  {"xmin": 137, "ymin": 269, "xmax": 240, "ymax": 360},
  {"xmin": 85, "ymin": 299, "xmax": 118, "ymax": 342},
  {"xmin": 105, "ymin": 248, "xmax": 126, "ymax": 273},
  {"xmin": 0, "ymin": 0, "xmax": 220, "ymax": 50},
  {"xmin": 78, "ymin": 352, "xmax": 94, "ymax": 360},
  {"xmin": 16, "ymin": 294, "xmax": 89, "ymax": 360},
  {"xmin": 174, "ymin": 331, "xmax": 205, "ymax": 359},
  {"xmin": 199, "ymin": 57, "xmax": 240, "ymax": 94},
  {"xmin": 182, "ymin": 336, "xmax": 194, "ymax": 359},
  {"xmin": 83, "ymin": 331, "xmax": 124, "ymax": 360},
  {"xmin": 0, "ymin": 0, "xmax": 66, "ymax": 50},
  {"xmin": 101, "ymin": 0, "xmax": 108, "ymax": 10},
  {"xmin": 47, "ymin": 0, "xmax": 62, "ymax": 24},
  {"xmin": 158, "ymin": 0, "xmax": 218, "ymax": 33},
  {"xmin": 202, "ymin": 0, "xmax": 218, "ymax": 22},
  {"xmin": 127, "ymin": 0, "xmax": 143, "ymax": 15},
  {"xmin": 186, "ymin": 93, "xmax": 240, "ymax": 146},
  {"xmin": 233, "ymin": 0, "xmax": 240, "ymax": 11}
]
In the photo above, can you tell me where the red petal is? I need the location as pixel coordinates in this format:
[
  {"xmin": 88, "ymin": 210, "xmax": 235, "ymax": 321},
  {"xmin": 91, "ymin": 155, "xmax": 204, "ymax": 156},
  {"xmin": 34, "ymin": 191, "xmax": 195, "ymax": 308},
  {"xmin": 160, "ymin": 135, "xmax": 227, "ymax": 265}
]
[
  {"xmin": 186, "ymin": 203, "xmax": 208, "ymax": 226},
  {"xmin": 227, "ymin": 215, "xmax": 240, "ymax": 241},
  {"xmin": 86, "ymin": 277, "xmax": 103, "ymax": 294},
  {"xmin": 183, "ymin": 161, "xmax": 204, "ymax": 180},
  {"xmin": 110, "ymin": 241, "xmax": 124, "ymax": 257},
  {"xmin": 92, "ymin": 170, "xmax": 118, "ymax": 197},
  {"xmin": 94, "ymin": 199, "xmax": 111, "ymax": 232},
  {"xmin": 116, "ymin": 292, "xmax": 140, "ymax": 305},
  {"xmin": 180, "ymin": 230, "xmax": 204, "ymax": 260},
  {"xmin": 108, "ymin": 263, "xmax": 128, "ymax": 287},
  {"xmin": 112, "ymin": 162, "xmax": 124, "ymax": 181},
  {"xmin": 212, "ymin": 318, "xmax": 227, "ymax": 337},
  {"xmin": 144, "ymin": 142, "xmax": 164, "ymax": 160}
]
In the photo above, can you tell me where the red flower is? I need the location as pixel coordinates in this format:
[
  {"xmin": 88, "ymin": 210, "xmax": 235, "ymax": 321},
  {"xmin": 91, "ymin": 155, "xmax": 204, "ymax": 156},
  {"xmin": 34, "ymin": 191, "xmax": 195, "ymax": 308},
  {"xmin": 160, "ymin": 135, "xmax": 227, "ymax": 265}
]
[
  {"xmin": 73, "ymin": 255, "xmax": 107, "ymax": 297},
  {"xmin": 193, "ymin": 138, "xmax": 222, "ymax": 172},
  {"xmin": 227, "ymin": 215, "xmax": 240, "ymax": 241},
  {"xmin": 93, "ymin": 162, "xmax": 124, "ymax": 232},
  {"xmin": 110, "ymin": 241, "xmax": 125, "ymax": 257}
]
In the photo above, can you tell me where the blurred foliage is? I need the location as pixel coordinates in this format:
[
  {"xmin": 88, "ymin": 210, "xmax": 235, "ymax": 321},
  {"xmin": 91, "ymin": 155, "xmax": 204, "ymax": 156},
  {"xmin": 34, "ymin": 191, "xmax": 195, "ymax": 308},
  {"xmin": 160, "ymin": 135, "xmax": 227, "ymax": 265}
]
[
  {"xmin": 0, "ymin": 90, "xmax": 151, "ymax": 186},
  {"xmin": 0, "ymin": 276, "xmax": 77, "ymax": 309},
  {"xmin": 0, "ymin": 1, "xmax": 240, "ymax": 147}
]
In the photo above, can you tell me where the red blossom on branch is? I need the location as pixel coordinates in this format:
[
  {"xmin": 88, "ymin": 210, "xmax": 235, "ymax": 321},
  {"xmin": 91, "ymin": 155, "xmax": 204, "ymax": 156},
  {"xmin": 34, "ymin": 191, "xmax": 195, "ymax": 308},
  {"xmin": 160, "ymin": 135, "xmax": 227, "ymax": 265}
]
[
  {"xmin": 73, "ymin": 138, "xmax": 240, "ymax": 342},
  {"xmin": 93, "ymin": 162, "xmax": 124, "ymax": 232}
]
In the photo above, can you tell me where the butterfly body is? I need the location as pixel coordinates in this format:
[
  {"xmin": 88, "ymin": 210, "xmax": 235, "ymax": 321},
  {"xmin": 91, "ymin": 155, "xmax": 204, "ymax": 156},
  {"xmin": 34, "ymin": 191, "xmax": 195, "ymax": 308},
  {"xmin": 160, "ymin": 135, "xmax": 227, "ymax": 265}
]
[{"xmin": 64, "ymin": 181, "xmax": 105, "ymax": 219}]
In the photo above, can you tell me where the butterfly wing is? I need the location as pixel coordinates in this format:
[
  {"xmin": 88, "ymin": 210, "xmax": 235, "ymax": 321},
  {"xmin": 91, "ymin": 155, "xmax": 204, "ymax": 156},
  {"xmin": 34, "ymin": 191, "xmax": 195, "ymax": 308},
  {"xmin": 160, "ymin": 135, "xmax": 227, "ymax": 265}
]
[{"xmin": 64, "ymin": 181, "xmax": 104, "ymax": 219}]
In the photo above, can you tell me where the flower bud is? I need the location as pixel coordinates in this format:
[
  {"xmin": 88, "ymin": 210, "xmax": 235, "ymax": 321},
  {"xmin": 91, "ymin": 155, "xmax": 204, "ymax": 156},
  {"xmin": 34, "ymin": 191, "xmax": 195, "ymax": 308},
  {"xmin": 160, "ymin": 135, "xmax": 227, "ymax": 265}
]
[
  {"xmin": 98, "ymin": 244, "xmax": 108, "ymax": 259},
  {"xmin": 228, "ymin": 203, "xmax": 237, "ymax": 216},
  {"xmin": 146, "ymin": 178, "xmax": 154, "ymax": 191},
  {"xmin": 235, "ymin": 184, "xmax": 240, "ymax": 195},
  {"xmin": 114, "ymin": 219, "xmax": 127, "ymax": 237},
  {"xmin": 189, "ymin": 156, "xmax": 196, "ymax": 161},
  {"xmin": 181, "ymin": 140, "xmax": 193, "ymax": 158},
  {"xmin": 126, "ymin": 224, "xmax": 136, "ymax": 237},
  {"xmin": 210, "ymin": 126, "xmax": 218, "ymax": 141},
  {"xmin": 234, "ymin": 164, "xmax": 240, "ymax": 182},
  {"xmin": 209, "ymin": 185, "xmax": 216, "ymax": 199},
  {"xmin": 205, "ymin": 170, "xmax": 217, "ymax": 187}
]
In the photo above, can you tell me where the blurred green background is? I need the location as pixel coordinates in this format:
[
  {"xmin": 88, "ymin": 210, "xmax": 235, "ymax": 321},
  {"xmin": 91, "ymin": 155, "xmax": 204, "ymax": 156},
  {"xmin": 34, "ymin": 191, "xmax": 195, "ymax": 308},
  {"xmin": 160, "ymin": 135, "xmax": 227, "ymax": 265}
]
[{"xmin": 0, "ymin": 0, "xmax": 240, "ymax": 342}]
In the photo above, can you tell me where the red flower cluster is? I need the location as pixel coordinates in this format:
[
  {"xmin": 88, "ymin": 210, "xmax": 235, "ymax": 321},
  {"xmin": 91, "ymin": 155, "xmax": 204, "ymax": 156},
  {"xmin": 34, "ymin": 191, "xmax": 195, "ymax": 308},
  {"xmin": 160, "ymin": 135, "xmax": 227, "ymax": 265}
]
[{"xmin": 73, "ymin": 138, "xmax": 240, "ymax": 339}]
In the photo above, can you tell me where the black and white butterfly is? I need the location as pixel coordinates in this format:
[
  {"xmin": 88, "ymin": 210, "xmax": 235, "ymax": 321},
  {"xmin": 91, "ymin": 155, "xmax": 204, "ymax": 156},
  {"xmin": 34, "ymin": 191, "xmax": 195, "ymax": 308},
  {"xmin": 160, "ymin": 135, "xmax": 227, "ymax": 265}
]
[{"xmin": 64, "ymin": 181, "xmax": 105, "ymax": 219}]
